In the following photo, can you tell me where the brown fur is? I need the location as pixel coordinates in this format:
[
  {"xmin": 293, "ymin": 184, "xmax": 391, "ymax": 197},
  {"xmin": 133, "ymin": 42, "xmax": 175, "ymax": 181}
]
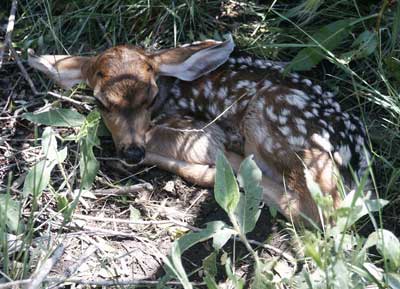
[{"xmin": 28, "ymin": 38, "xmax": 370, "ymax": 226}]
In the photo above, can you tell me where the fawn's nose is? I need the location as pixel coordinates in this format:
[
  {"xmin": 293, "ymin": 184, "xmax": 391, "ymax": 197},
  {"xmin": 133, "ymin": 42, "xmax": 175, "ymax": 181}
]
[{"xmin": 123, "ymin": 146, "xmax": 146, "ymax": 164}]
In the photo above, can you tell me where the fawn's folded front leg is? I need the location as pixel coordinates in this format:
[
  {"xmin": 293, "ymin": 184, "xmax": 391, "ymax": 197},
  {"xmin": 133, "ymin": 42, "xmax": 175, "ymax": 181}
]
[
  {"xmin": 143, "ymin": 152, "xmax": 216, "ymax": 187},
  {"xmin": 144, "ymin": 150, "xmax": 303, "ymax": 223}
]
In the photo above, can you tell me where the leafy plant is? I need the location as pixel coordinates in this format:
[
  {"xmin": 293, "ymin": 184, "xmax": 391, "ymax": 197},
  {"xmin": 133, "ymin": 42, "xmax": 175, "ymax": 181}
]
[
  {"xmin": 163, "ymin": 153, "xmax": 399, "ymax": 288},
  {"xmin": 23, "ymin": 127, "xmax": 68, "ymax": 197}
]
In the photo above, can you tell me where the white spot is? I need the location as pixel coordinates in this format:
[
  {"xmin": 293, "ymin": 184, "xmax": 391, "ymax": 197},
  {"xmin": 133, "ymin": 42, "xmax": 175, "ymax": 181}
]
[
  {"xmin": 312, "ymin": 108, "xmax": 319, "ymax": 116},
  {"xmin": 279, "ymin": 126, "xmax": 291, "ymax": 136},
  {"xmin": 189, "ymin": 98, "xmax": 196, "ymax": 112},
  {"xmin": 272, "ymin": 65, "xmax": 284, "ymax": 72},
  {"xmin": 245, "ymin": 56, "xmax": 252, "ymax": 65},
  {"xmin": 204, "ymin": 80, "xmax": 213, "ymax": 99},
  {"xmin": 178, "ymin": 99, "xmax": 189, "ymax": 109},
  {"xmin": 285, "ymin": 93, "xmax": 307, "ymax": 109},
  {"xmin": 264, "ymin": 136, "xmax": 274, "ymax": 152},
  {"xmin": 288, "ymin": 135, "xmax": 305, "ymax": 146},
  {"xmin": 321, "ymin": 129, "xmax": 330, "ymax": 139},
  {"xmin": 356, "ymin": 135, "xmax": 364, "ymax": 146},
  {"xmin": 297, "ymin": 124, "xmax": 308, "ymax": 135},
  {"xmin": 338, "ymin": 145, "xmax": 352, "ymax": 165},
  {"xmin": 340, "ymin": 131, "xmax": 346, "ymax": 138},
  {"xmin": 254, "ymin": 59, "xmax": 267, "ymax": 69},
  {"xmin": 328, "ymin": 125, "xmax": 335, "ymax": 133},
  {"xmin": 292, "ymin": 78, "xmax": 299, "ymax": 83},
  {"xmin": 217, "ymin": 87, "xmax": 228, "ymax": 99},
  {"xmin": 224, "ymin": 98, "xmax": 232, "ymax": 107},
  {"xmin": 281, "ymin": 108, "xmax": 290, "ymax": 116},
  {"xmin": 318, "ymin": 119, "xmax": 328, "ymax": 127},
  {"xmin": 334, "ymin": 152, "xmax": 343, "ymax": 165},
  {"xmin": 278, "ymin": 115, "xmax": 287, "ymax": 125},
  {"xmin": 230, "ymin": 71, "xmax": 238, "ymax": 77},
  {"xmin": 266, "ymin": 106, "xmax": 278, "ymax": 121},
  {"xmin": 301, "ymin": 79, "xmax": 312, "ymax": 86},
  {"xmin": 228, "ymin": 58, "xmax": 236, "ymax": 64},
  {"xmin": 239, "ymin": 64, "xmax": 248, "ymax": 69},
  {"xmin": 304, "ymin": 111, "xmax": 314, "ymax": 118},
  {"xmin": 263, "ymin": 80, "xmax": 273, "ymax": 89},
  {"xmin": 344, "ymin": 119, "xmax": 352, "ymax": 130},
  {"xmin": 291, "ymin": 88, "xmax": 310, "ymax": 100},
  {"xmin": 323, "ymin": 91, "xmax": 334, "ymax": 98},
  {"xmin": 312, "ymin": 85, "xmax": 322, "ymax": 95},
  {"xmin": 291, "ymin": 72, "xmax": 300, "ymax": 79},
  {"xmin": 192, "ymin": 88, "xmax": 199, "ymax": 97},
  {"xmin": 295, "ymin": 117, "xmax": 306, "ymax": 126},
  {"xmin": 235, "ymin": 80, "xmax": 250, "ymax": 90},
  {"xmin": 311, "ymin": 133, "xmax": 333, "ymax": 152},
  {"xmin": 208, "ymin": 103, "xmax": 219, "ymax": 116},
  {"xmin": 171, "ymin": 84, "xmax": 181, "ymax": 98},
  {"xmin": 237, "ymin": 57, "xmax": 245, "ymax": 64}
]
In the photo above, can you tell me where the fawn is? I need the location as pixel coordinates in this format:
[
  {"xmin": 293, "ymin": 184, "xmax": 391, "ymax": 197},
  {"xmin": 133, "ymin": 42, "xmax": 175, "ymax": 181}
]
[{"xmin": 28, "ymin": 35, "xmax": 370, "ymax": 224}]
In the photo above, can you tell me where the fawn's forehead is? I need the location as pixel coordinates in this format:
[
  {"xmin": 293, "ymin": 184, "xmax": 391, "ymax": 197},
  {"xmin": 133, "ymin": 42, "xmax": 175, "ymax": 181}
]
[{"xmin": 94, "ymin": 46, "xmax": 152, "ymax": 73}]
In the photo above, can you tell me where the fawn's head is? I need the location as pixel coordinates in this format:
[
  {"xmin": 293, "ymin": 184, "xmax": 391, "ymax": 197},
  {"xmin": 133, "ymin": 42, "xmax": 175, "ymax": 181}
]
[{"xmin": 29, "ymin": 36, "xmax": 234, "ymax": 163}]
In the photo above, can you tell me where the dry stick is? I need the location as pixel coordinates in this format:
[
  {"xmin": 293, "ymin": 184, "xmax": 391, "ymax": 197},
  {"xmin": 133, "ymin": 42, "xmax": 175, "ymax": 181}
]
[
  {"xmin": 246, "ymin": 239, "xmax": 296, "ymax": 266},
  {"xmin": 73, "ymin": 213, "xmax": 200, "ymax": 231},
  {"xmin": 0, "ymin": 278, "xmax": 205, "ymax": 288},
  {"xmin": 0, "ymin": 0, "xmax": 18, "ymax": 69},
  {"xmin": 71, "ymin": 215, "xmax": 294, "ymax": 264},
  {"xmin": 45, "ymin": 91, "xmax": 85, "ymax": 106},
  {"xmin": 46, "ymin": 245, "xmax": 98, "ymax": 289},
  {"xmin": 24, "ymin": 244, "xmax": 65, "ymax": 289},
  {"xmin": 10, "ymin": 47, "xmax": 39, "ymax": 95},
  {"xmin": 92, "ymin": 183, "xmax": 154, "ymax": 195}
]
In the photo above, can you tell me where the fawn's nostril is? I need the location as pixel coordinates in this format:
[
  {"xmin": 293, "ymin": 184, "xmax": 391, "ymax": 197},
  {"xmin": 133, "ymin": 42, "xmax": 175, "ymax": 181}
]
[{"xmin": 123, "ymin": 146, "xmax": 145, "ymax": 164}]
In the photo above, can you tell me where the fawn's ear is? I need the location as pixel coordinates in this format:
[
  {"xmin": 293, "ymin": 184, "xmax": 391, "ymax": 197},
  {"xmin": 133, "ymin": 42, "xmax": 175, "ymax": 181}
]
[
  {"xmin": 28, "ymin": 49, "xmax": 93, "ymax": 89},
  {"xmin": 152, "ymin": 34, "xmax": 234, "ymax": 81}
]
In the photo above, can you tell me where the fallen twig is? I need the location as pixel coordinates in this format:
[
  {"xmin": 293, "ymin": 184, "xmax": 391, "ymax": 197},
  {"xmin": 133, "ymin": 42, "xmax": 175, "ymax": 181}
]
[
  {"xmin": 0, "ymin": 278, "xmax": 205, "ymax": 288},
  {"xmin": 10, "ymin": 47, "xmax": 39, "ymax": 94},
  {"xmin": 0, "ymin": 0, "xmax": 18, "ymax": 69},
  {"xmin": 93, "ymin": 183, "xmax": 153, "ymax": 195},
  {"xmin": 73, "ymin": 213, "xmax": 200, "ymax": 231},
  {"xmin": 24, "ymin": 244, "xmax": 65, "ymax": 289},
  {"xmin": 46, "ymin": 245, "xmax": 98, "ymax": 289}
]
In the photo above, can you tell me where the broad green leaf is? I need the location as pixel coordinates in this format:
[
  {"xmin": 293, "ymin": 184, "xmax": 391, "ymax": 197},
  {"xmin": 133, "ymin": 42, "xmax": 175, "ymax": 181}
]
[
  {"xmin": 23, "ymin": 108, "xmax": 85, "ymax": 127},
  {"xmin": 204, "ymin": 275, "xmax": 219, "ymax": 289},
  {"xmin": 214, "ymin": 152, "xmax": 240, "ymax": 214},
  {"xmin": 224, "ymin": 256, "xmax": 245, "ymax": 289},
  {"xmin": 23, "ymin": 128, "xmax": 68, "ymax": 197},
  {"xmin": 129, "ymin": 206, "xmax": 142, "ymax": 221},
  {"xmin": 287, "ymin": 19, "xmax": 354, "ymax": 71},
  {"xmin": 163, "ymin": 221, "xmax": 228, "ymax": 289},
  {"xmin": 387, "ymin": 273, "xmax": 400, "ymax": 289},
  {"xmin": 332, "ymin": 260, "xmax": 350, "ymax": 289},
  {"xmin": 212, "ymin": 226, "xmax": 235, "ymax": 250},
  {"xmin": 41, "ymin": 126, "xmax": 59, "ymax": 161},
  {"xmin": 384, "ymin": 56, "xmax": 400, "ymax": 83},
  {"xmin": 365, "ymin": 229, "xmax": 400, "ymax": 270},
  {"xmin": 251, "ymin": 259, "xmax": 275, "ymax": 289},
  {"xmin": 203, "ymin": 251, "xmax": 218, "ymax": 278},
  {"xmin": 390, "ymin": 1, "xmax": 400, "ymax": 51},
  {"xmin": 337, "ymin": 189, "xmax": 388, "ymax": 232},
  {"xmin": 79, "ymin": 110, "xmax": 101, "ymax": 189},
  {"xmin": 0, "ymin": 195, "xmax": 21, "ymax": 233},
  {"xmin": 341, "ymin": 30, "xmax": 377, "ymax": 61},
  {"xmin": 235, "ymin": 155, "xmax": 263, "ymax": 235}
]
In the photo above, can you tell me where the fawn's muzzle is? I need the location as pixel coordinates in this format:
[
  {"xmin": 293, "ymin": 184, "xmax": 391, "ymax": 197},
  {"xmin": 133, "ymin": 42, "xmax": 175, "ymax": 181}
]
[{"xmin": 122, "ymin": 146, "xmax": 146, "ymax": 164}]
